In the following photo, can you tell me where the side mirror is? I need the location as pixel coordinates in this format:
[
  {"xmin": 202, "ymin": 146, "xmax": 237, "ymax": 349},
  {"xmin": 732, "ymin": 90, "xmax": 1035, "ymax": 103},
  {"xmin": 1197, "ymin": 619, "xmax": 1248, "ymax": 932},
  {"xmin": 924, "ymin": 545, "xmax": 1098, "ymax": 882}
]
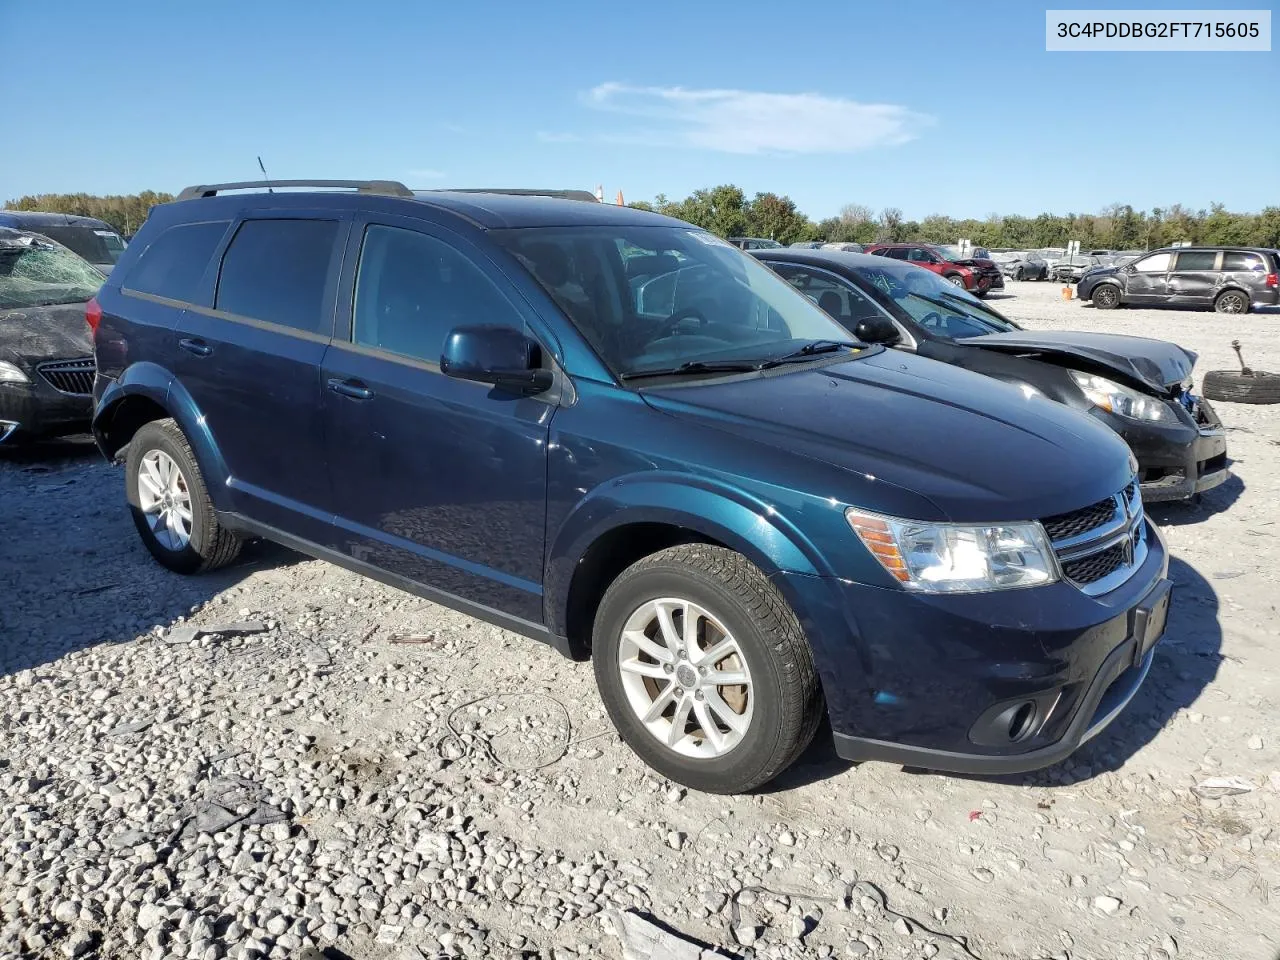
[
  {"xmin": 441, "ymin": 325, "xmax": 553, "ymax": 395},
  {"xmin": 854, "ymin": 315, "xmax": 901, "ymax": 345}
]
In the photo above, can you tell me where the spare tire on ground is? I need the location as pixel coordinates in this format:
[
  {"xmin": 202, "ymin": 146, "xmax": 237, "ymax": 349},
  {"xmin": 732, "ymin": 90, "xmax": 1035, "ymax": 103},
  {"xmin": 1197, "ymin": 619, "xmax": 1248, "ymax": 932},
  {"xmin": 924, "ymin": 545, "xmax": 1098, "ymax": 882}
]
[{"xmin": 1202, "ymin": 370, "xmax": 1280, "ymax": 404}]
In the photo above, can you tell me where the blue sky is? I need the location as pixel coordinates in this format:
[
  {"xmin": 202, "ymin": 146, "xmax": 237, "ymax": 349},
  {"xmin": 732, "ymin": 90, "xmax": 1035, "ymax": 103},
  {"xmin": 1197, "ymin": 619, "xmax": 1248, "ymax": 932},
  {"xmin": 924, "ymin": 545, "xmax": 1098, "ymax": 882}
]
[{"xmin": 1, "ymin": 0, "xmax": 1274, "ymax": 219}]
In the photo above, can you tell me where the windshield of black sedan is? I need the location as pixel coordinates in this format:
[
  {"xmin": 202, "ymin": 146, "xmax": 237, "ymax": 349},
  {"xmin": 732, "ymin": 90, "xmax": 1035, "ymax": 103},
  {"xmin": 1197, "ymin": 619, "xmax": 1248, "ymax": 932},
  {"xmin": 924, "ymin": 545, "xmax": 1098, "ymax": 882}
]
[
  {"xmin": 848, "ymin": 261, "xmax": 1020, "ymax": 337},
  {"xmin": 497, "ymin": 226, "xmax": 859, "ymax": 376},
  {"xmin": 0, "ymin": 237, "xmax": 104, "ymax": 309}
]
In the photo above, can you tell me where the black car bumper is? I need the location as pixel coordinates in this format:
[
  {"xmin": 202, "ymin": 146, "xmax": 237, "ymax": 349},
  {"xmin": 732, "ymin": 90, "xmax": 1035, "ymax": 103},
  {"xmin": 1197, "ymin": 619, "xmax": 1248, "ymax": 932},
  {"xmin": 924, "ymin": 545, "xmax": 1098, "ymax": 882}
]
[
  {"xmin": 1094, "ymin": 399, "xmax": 1228, "ymax": 502},
  {"xmin": 783, "ymin": 521, "xmax": 1170, "ymax": 775},
  {"xmin": 0, "ymin": 373, "xmax": 94, "ymax": 444}
]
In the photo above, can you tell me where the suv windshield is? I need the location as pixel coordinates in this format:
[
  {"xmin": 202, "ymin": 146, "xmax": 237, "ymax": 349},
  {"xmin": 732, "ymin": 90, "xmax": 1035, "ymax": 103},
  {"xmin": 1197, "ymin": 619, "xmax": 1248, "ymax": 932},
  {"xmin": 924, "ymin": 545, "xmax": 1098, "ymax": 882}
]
[
  {"xmin": 0, "ymin": 236, "xmax": 104, "ymax": 309},
  {"xmin": 30, "ymin": 225, "xmax": 126, "ymax": 265},
  {"xmin": 497, "ymin": 226, "xmax": 860, "ymax": 378},
  {"xmin": 848, "ymin": 260, "xmax": 1020, "ymax": 337}
]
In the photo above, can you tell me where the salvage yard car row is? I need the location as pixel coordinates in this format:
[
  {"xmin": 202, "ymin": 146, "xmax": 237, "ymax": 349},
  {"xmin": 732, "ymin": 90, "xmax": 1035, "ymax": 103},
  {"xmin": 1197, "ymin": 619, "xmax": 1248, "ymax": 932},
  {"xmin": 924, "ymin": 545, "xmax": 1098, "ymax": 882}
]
[{"xmin": 2, "ymin": 183, "xmax": 1263, "ymax": 796}]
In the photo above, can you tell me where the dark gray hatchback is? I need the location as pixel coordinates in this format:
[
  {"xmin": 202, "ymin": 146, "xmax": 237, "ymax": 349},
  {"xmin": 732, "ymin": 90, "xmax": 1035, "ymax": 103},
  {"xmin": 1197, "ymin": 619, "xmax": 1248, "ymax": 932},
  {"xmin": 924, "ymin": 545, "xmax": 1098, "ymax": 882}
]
[{"xmin": 1077, "ymin": 246, "xmax": 1280, "ymax": 314}]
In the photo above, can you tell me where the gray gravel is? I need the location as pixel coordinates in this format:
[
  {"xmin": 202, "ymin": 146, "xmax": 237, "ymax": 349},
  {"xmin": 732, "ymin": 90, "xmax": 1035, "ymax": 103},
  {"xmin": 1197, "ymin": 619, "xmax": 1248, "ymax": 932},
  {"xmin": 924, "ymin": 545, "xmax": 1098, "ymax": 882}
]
[{"xmin": 2, "ymin": 283, "xmax": 1278, "ymax": 959}]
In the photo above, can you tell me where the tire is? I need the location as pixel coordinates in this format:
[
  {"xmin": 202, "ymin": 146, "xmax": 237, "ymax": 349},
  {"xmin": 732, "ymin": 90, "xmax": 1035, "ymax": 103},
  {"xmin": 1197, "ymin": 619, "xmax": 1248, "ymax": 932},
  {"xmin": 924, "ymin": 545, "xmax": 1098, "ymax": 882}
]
[
  {"xmin": 1092, "ymin": 283, "xmax": 1121, "ymax": 309},
  {"xmin": 1201, "ymin": 370, "xmax": 1280, "ymax": 404},
  {"xmin": 592, "ymin": 544, "xmax": 823, "ymax": 794},
  {"xmin": 1214, "ymin": 289, "xmax": 1250, "ymax": 315},
  {"xmin": 945, "ymin": 274, "xmax": 966, "ymax": 288},
  {"xmin": 125, "ymin": 418, "xmax": 242, "ymax": 573}
]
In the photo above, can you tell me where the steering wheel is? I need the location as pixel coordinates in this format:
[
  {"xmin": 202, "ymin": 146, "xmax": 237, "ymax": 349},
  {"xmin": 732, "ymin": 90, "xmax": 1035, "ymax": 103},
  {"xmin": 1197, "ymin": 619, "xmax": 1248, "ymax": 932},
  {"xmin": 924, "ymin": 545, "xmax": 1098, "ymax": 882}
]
[{"xmin": 919, "ymin": 311, "xmax": 945, "ymax": 330}]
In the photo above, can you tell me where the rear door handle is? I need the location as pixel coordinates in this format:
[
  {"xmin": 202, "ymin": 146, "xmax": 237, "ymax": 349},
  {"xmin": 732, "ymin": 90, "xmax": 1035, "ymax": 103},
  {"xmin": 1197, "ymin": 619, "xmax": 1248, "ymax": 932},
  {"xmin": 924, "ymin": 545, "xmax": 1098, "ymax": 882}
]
[
  {"xmin": 327, "ymin": 378, "xmax": 374, "ymax": 400},
  {"xmin": 178, "ymin": 337, "xmax": 212, "ymax": 357}
]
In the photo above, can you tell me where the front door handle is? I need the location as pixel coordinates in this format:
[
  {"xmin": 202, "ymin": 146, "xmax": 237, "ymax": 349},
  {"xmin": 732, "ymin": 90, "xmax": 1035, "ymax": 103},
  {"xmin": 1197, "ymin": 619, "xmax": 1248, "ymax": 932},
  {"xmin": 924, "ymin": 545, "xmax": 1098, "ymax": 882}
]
[
  {"xmin": 178, "ymin": 337, "xmax": 212, "ymax": 357},
  {"xmin": 327, "ymin": 378, "xmax": 374, "ymax": 400}
]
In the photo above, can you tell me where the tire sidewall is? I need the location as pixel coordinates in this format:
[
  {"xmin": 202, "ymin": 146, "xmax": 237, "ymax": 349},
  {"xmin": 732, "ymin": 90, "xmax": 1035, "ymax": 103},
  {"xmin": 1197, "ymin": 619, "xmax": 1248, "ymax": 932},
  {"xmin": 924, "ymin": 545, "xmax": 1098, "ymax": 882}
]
[
  {"xmin": 1093, "ymin": 283, "xmax": 1120, "ymax": 308},
  {"xmin": 125, "ymin": 423, "xmax": 213, "ymax": 574},
  {"xmin": 592, "ymin": 563, "xmax": 789, "ymax": 792},
  {"xmin": 1216, "ymin": 290, "xmax": 1249, "ymax": 314}
]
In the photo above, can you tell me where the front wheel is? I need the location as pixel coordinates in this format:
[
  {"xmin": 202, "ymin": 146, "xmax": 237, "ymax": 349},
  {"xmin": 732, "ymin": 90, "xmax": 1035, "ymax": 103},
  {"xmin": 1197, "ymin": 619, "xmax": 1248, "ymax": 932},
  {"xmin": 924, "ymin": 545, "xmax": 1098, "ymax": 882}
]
[
  {"xmin": 126, "ymin": 419, "xmax": 242, "ymax": 574},
  {"xmin": 1092, "ymin": 284, "xmax": 1121, "ymax": 309},
  {"xmin": 1214, "ymin": 290, "xmax": 1249, "ymax": 315},
  {"xmin": 945, "ymin": 274, "xmax": 967, "ymax": 288},
  {"xmin": 592, "ymin": 545, "xmax": 822, "ymax": 794}
]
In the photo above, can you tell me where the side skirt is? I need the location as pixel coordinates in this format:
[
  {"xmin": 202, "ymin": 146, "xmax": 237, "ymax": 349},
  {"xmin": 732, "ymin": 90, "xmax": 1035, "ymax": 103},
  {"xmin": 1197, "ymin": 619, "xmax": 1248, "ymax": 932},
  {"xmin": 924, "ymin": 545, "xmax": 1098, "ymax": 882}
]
[{"xmin": 219, "ymin": 512, "xmax": 575, "ymax": 660}]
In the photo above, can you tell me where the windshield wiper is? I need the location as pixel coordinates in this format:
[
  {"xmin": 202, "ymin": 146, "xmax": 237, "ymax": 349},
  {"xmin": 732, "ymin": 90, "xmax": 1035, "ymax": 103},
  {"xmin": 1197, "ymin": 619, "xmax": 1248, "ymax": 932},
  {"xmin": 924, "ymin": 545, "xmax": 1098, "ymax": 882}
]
[
  {"xmin": 758, "ymin": 339, "xmax": 859, "ymax": 368},
  {"xmin": 619, "ymin": 359, "xmax": 764, "ymax": 381}
]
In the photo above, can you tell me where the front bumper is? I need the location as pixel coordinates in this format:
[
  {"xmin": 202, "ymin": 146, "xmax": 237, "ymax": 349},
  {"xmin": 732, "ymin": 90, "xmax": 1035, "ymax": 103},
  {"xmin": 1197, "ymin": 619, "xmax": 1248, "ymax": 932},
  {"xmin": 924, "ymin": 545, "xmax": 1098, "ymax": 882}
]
[
  {"xmin": 0, "ymin": 376, "xmax": 93, "ymax": 444},
  {"xmin": 1093, "ymin": 399, "xmax": 1228, "ymax": 502},
  {"xmin": 780, "ymin": 520, "xmax": 1169, "ymax": 774}
]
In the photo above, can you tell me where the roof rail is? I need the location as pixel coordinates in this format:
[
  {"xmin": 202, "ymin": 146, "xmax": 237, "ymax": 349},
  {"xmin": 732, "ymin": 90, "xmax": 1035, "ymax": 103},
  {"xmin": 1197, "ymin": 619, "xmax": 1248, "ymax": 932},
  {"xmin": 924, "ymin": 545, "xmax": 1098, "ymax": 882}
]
[
  {"xmin": 430, "ymin": 188, "xmax": 601, "ymax": 203},
  {"xmin": 175, "ymin": 180, "xmax": 414, "ymax": 201}
]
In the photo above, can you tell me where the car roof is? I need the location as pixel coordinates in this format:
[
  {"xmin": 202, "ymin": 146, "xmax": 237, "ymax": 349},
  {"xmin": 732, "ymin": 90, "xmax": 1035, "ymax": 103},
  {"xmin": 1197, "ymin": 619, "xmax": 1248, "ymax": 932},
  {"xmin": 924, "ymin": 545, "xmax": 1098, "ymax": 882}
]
[
  {"xmin": 0, "ymin": 211, "xmax": 114, "ymax": 229},
  {"xmin": 159, "ymin": 186, "xmax": 687, "ymax": 231},
  {"xmin": 1152, "ymin": 245, "xmax": 1277, "ymax": 254}
]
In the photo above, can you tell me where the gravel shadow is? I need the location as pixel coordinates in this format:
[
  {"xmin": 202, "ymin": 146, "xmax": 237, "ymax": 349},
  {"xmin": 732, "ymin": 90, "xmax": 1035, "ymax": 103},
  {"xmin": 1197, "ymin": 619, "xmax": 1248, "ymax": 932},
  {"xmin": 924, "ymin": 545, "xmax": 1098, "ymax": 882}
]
[
  {"xmin": 0, "ymin": 439, "xmax": 302, "ymax": 678},
  {"xmin": 1146, "ymin": 472, "xmax": 1244, "ymax": 526}
]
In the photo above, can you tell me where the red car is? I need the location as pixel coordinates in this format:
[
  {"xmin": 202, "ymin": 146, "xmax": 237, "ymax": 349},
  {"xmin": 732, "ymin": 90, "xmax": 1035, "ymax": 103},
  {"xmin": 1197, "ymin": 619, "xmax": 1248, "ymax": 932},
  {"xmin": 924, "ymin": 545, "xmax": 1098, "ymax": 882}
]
[{"xmin": 863, "ymin": 243, "xmax": 1005, "ymax": 297}]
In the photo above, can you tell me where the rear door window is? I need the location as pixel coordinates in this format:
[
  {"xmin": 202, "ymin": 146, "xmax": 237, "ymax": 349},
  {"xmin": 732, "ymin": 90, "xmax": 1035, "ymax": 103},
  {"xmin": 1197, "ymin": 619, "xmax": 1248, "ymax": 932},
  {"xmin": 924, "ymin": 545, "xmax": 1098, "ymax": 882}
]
[
  {"xmin": 1173, "ymin": 251, "xmax": 1218, "ymax": 271},
  {"xmin": 1221, "ymin": 251, "xmax": 1265, "ymax": 272},
  {"xmin": 215, "ymin": 219, "xmax": 339, "ymax": 335},
  {"xmin": 882, "ymin": 248, "xmax": 910, "ymax": 260},
  {"xmin": 125, "ymin": 220, "xmax": 229, "ymax": 303}
]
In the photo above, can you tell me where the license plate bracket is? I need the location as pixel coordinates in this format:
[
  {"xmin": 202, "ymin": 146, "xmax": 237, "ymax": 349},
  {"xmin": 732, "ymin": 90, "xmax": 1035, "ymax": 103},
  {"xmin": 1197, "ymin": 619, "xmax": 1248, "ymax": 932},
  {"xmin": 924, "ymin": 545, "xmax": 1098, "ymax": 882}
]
[{"xmin": 1130, "ymin": 579, "xmax": 1171, "ymax": 666}]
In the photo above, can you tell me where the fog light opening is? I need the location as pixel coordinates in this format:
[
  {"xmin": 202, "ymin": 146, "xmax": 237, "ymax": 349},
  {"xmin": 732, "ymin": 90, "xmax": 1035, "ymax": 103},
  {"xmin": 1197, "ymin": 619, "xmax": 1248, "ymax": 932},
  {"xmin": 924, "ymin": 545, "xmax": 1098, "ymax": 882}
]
[{"xmin": 1007, "ymin": 701, "xmax": 1037, "ymax": 742}]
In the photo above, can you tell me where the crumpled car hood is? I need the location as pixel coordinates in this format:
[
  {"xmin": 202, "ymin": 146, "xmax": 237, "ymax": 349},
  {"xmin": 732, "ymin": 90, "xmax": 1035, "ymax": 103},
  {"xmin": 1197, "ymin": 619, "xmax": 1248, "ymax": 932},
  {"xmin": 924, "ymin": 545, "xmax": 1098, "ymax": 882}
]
[
  {"xmin": 958, "ymin": 330, "xmax": 1195, "ymax": 394},
  {"xmin": 0, "ymin": 303, "xmax": 94, "ymax": 366},
  {"xmin": 641, "ymin": 349, "xmax": 1133, "ymax": 522}
]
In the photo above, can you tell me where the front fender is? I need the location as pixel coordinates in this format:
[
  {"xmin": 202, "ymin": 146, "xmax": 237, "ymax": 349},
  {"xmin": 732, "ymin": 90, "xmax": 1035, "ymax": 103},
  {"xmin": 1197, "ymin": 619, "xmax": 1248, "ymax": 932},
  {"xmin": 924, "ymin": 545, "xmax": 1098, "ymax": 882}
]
[{"xmin": 545, "ymin": 472, "xmax": 831, "ymax": 634}]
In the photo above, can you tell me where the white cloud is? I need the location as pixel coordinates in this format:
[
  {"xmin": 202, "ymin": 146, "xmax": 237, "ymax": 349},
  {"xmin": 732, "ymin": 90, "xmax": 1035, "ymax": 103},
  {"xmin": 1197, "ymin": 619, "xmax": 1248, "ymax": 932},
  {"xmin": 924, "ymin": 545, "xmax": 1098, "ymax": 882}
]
[
  {"xmin": 583, "ymin": 82, "xmax": 931, "ymax": 155},
  {"xmin": 407, "ymin": 168, "xmax": 447, "ymax": 180}
]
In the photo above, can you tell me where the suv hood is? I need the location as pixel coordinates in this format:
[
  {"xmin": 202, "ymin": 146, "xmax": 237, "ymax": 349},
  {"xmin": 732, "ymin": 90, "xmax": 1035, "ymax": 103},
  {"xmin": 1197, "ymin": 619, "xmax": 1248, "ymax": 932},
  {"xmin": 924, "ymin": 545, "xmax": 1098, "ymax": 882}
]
[
  {"xmin": 958, "ymin": 330, "xmax": 1194, "ymax": 394},
  {"xmin": 0, "ymin": 303, "xmax": 94, "ymax": 366},
  {"xmin": 641, "ymin": 350, "xmax": 1133, "ymax": 523}
]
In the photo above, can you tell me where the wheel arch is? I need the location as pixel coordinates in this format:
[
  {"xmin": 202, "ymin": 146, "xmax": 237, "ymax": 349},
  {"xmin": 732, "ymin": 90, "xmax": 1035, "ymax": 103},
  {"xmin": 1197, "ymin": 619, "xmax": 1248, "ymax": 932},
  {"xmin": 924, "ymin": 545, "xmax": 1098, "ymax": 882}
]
[
  {"xmin": 547, "ymin": 476, "xmax": 827, "ymax": 660},
  {"xmin": 94, "ymin": 366, "xmax": 232, "ymax": 510}
]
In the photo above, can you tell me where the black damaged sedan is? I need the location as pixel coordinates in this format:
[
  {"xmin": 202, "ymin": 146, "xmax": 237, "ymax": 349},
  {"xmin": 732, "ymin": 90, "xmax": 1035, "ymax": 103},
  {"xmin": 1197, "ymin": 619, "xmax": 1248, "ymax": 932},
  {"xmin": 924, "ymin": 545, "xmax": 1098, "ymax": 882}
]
[
  {"xmin": 752, "ymin": 248, "xmax": 1228, "ymax": 503},
  {"xmin": 0, "ymin": 228, "xmax": 102, "ymax": 445}
]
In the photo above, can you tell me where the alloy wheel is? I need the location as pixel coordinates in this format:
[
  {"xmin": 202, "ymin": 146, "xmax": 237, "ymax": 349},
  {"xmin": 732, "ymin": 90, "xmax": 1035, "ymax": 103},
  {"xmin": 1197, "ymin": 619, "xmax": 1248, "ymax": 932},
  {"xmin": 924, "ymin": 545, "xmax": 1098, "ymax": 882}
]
[
  {"xmin": 136, "ymin": 449, "xmax": 194, "ymax": 551},
  {"xmin": 616, "ymin": 597, "xmax": 754, "ymax": 758},
  {"xmin": 1094, "ymin": 286, "xmax": 1119, "ymax": 308},
  {"xmin": 1217, "ymin": 292, "xmax": 1247, "ymax": 314}
]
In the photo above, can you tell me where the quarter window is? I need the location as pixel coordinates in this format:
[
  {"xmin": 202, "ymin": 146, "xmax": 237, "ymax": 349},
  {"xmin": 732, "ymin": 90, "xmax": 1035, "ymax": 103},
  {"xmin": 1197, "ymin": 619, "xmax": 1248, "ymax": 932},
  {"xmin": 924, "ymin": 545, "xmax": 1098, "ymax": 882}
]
[
  {"xmin": 1133, "ymin": 252, "xmax": 1171, "ymax": 273},
  {"xmin": 125, "ymin": 221, "xmax": 229, "ymax": 304},
  {"xmin": 216, "ymin": 219, "xmax": 338, "ymax": 334},
  {"xmin": 353, "ymin": 225, "xmax": 522, "ymax": 364},
  {"xmin": 1173, "ymin": 251, "xmax": 1218, "ymax": 271},
  {"xmin": 1222, "ymin": 251, "xmax": 1264, "ymax": 272}
]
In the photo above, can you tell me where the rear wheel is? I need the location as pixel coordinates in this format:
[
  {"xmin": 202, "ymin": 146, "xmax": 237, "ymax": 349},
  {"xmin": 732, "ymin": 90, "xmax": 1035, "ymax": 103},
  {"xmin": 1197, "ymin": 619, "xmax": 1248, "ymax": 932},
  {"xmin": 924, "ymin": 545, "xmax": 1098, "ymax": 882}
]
[
  {"xmin": 1092, "ymin": 284, "xmax": 1121, "ymax": 309},
  {"xmin": 126, "ymin": 419, "xmax": 242, "ymax": 573},
  {"xmin": 592, "ymin": 545, "xmax": 822, "ymax": 794},
  {"xmin": 1214, "ymin": 289, "xmax": 1249, "ymax": 315}
]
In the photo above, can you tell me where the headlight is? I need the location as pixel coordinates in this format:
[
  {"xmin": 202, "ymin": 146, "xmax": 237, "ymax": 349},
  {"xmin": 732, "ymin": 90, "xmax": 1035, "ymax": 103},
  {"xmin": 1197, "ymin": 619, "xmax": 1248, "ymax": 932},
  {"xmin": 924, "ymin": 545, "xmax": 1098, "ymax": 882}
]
[
  {"xmin": 846, "ymin": 509, "xmax": 1058, "ymax": 593},
  {"xmin": 0, "ymin": 361, "xmax": 30, "ymax": 384},
  {"xmin": 1070, "ymin": 371, "xmax": 1173, "ymax": 422}
]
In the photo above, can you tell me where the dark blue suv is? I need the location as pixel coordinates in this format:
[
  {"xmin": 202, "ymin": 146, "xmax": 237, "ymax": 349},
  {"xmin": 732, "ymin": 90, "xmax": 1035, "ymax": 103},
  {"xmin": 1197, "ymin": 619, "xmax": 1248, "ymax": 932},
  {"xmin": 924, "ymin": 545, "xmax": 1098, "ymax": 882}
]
[{"xmin": 90, "ymin": 180, "xmax": 1171, "ymax": 793}]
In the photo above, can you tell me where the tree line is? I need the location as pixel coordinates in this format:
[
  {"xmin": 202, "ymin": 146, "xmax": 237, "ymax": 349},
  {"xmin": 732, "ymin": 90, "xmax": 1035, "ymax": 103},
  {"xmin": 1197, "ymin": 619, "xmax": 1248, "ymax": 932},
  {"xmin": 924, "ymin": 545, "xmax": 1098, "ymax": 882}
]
[
  {"xmin": 630, "ymin": 185, "xmax": 1280, "ymax": 251},
  {"xmin": 7, "ymin": 188, "xmax": 1279, "ymax": 252},
  {"xmin": 3, "ymin": 192, "xmax": 175, "ymax": 237}
]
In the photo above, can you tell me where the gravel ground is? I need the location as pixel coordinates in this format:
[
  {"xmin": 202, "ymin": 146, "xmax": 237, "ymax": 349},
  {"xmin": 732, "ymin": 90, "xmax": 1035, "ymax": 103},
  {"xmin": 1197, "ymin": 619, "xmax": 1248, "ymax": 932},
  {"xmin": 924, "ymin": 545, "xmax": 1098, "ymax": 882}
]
[{"xmin": 2, "ymin": 282, "xmax": 1278, "ymax": 960}]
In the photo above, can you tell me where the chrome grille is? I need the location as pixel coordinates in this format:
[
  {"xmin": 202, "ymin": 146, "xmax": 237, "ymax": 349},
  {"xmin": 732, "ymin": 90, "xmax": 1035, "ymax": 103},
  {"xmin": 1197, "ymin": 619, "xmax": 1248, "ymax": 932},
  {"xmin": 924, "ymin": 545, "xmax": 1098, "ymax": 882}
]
[
  {"xmin": 36, "ymin": 357, "xmax": 95, "ymax": 396},
  {"xmin": 1044, "ymin": 480, "xmax": 1145, "ymax": 595}
]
